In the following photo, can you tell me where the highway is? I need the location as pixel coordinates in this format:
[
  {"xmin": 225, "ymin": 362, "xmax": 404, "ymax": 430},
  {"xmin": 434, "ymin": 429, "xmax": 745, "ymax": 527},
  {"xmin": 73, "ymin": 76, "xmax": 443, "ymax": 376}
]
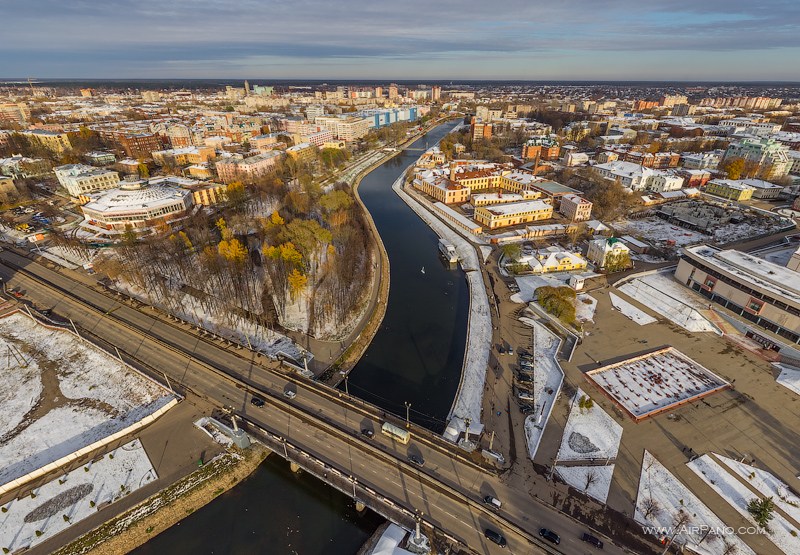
[{"xmin": 0, "ymin": 249, "xmax": 635, "ymax": 555}]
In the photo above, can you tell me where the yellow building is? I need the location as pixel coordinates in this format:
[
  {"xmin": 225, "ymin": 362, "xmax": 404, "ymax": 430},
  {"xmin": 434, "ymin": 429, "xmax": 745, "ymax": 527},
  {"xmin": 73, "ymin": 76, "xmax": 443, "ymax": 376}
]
[
  {"xmin": 474, "ymin": 199, "xmax": 553, "ymax": 229},
  {"xmin": 190, "ymin": 183, "xmax": 228, "ymax": 206},
  {"xmin": 412, "ymin": 174, "xmax": 470, "ymax": 204},
  {"xmin": 705, "ymin": 179, "xmax": 754, "ymax": 201},
  {"xmin": 22, "ymin": 130, "xmax": 72, "ymax": 154},
  {"xmin": 286, "ymin": 142, "xmax": 318, "ymax": 165},
  {"xmin": 527, "ymin": 248, "xmax": 588, "ymax": 274}
]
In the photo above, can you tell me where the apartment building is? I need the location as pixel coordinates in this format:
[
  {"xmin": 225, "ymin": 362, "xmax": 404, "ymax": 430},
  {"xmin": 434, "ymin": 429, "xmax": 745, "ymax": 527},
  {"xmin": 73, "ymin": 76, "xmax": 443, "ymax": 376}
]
[
  {"xmin": 0, "ymin": 103, "xmax": 31, "ymax": 126},
  {"xmin": 215, "ymin": 151, "xmax": 282, "ymax": 183},
  {"xmin": 412, "ymin": 172, "xmax": 470, "ymax": 204},
  {"xmin": 559, "ymin": 194, "xmax": 593, "ymax": 222},
  {"xmin": 151, "ymin": 146, "xmax": 216, "ymax": 166},
  {"xmin": 314, "ymin": 116, "xmax": 371, "ymax": 141},
  {"xmin": 286, "ymin": 143, "xmax": 318, "ymax": 165},
  {"xmin": 55, "ymin": 164, "xmax": 121, "ymax": 197},
  {"xmin": 722, "ymin": 137, "xmax": 791, "ymax": 180},
  {"xmin": 21, "ymin": 130, "xmax": 72, "ymax": 154},
  {"xmin": 704, "ymin": 179, "xmax": 755, "ymax": 201}
]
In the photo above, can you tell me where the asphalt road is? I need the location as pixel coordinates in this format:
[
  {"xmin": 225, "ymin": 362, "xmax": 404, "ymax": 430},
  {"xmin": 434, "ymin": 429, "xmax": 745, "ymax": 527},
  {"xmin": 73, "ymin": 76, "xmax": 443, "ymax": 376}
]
[{"xmin": 0, "ymin": 250, "xmax": 630, "ymax": 555}]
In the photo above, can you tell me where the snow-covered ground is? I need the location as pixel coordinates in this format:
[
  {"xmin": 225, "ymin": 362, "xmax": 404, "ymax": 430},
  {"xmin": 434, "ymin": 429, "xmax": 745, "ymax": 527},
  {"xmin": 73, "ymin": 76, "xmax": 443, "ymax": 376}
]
[
  {"xmin": 556, "ymin": 388, "xmax": 622, "ymax": 462},
  {"xmin": 393, "ymin": 172, "xmax": 491, "ymax": 442},
  {"xmin": 575, "ymin": 294, "xmax": 597, "ymax": 323},
  {"xmin": 615, "ymin": 218, "xmax": 707, "ymax": 247},
  {"xmin": 0, "ymin": 340, "xmax": 42, "ymax": 434},
  {"xmin": 587, "ymin": 348, "xmax": 729, "ymax": 420},
  {"xmin": 556, "ymin": 464, "xmax": 615, "ymax": 504},
  {"xmin": 688, "ymin": 454, "xmax": 800, "ymax": 555},
  {"xmin": 609, "ymin": 292, "xmax": 658, "ymax": 325},
  {"xmin": 0, "ymin": 439, "xmax": 157, "ymax": 553},
  {"xmin": 115, "ymin": 281, "xmax": 311, "ymax": 364},
  {"xmin": 635, "ymin": 451, "xmax": 755, "ymax": 555},
  {"xmin": 36, "ymin": 245, "xmax": 96, "ymax": 270},
  {"xmin": 774, "ymin": 363, "xmax": 800, "ymax": 397},
  {"xmin": 618, "ymin": 272, "xmax": 718, "ymax": 333},
  {"xmin": 520, "ymin": 320, "xmax": 564, "ymax": 460},
  {"xmin": 716, "ymin": 454, "xmax": 800, "ymax": 526},
  {"xmin": 0, "ymin": 312, "xmax": 173, "ymax": 489}
]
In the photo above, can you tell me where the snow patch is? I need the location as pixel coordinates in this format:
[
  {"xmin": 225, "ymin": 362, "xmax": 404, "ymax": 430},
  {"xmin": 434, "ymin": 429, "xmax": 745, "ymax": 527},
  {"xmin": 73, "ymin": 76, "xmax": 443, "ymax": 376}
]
[
  {"xmin": 774, "ymin": 363, "xmax": 800, "ymax": 397},
  {"xmin": 635, "ymin": 451, "xmax": 755, "ymax": 555},
  {"xmin": 555, "ymin": 464, "xmax": 614, "ymax": 504},
  {"xmin": 0, "ymin": 439, "xmax": 157, "ymax": 553},
  {"xmin": 556, "ymin": 389, "xmax": 622, "ymax": 462},
  {"xmin": 609, "ymin": 292, "xmax": 658, "ymax": 325}
]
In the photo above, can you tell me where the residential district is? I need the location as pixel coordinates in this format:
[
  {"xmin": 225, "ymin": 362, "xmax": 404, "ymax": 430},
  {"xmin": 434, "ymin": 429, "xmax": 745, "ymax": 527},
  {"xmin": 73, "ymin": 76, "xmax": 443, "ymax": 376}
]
[{"xmin": 2, "ymin": 80, "xmax": 800, "ymax": 555}]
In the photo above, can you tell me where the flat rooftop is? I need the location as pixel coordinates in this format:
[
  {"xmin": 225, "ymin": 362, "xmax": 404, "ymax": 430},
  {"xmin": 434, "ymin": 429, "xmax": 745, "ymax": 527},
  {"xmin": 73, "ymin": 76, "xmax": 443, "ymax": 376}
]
[
  {"xmin": 684, "ymin": 245, "xmax": 800, "ymax": 305},
  {"xmin": 482, "ymin": 199, "xmax": 552, "ymax": 216}
]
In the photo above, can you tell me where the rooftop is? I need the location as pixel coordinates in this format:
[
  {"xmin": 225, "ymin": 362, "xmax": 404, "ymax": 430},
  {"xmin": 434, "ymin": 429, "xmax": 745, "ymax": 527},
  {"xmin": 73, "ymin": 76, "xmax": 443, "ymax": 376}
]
[
  {"xmin": 83, "ymin": 183, "xmax": 190, "ymax": 213},
  {"xmin": 482, "ymin": 199, "xmax": 552, "ymax": 216},
  {"xmin": 684, "ymin": 245, "xmax": 800, "ymax": 305}
]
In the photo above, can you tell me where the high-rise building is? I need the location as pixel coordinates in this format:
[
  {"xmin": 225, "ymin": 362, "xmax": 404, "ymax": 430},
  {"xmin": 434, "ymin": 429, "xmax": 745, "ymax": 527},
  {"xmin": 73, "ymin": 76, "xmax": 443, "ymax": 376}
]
[
  {"xmin": 389, "ymin": 84, "xmax": 399, "ymax": 100},
  {"xmin": 722, "ymin": 137, "xmax": 791, "ymax": 180},
  {"xmin": 431, "ymin": 86, "xmax": 441, "ymax": 101},
  {"xmin": 374, "ymin": 86, "xmax": 383, "ymax": 99}
]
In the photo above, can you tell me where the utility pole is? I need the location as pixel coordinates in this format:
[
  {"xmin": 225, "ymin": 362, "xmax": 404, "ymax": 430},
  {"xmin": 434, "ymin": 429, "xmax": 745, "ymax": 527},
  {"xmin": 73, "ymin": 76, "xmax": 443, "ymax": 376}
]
[
  {"xmin": 344, "ymin": 374, "xmax": 349, "ymax": 396},
  {"xmin": 405, "ymin": 401, "xmax": 411, "ymax": 428},
  {"xmin": 464, "ymin": 417, "xmax": 471, "ymax": 444}
]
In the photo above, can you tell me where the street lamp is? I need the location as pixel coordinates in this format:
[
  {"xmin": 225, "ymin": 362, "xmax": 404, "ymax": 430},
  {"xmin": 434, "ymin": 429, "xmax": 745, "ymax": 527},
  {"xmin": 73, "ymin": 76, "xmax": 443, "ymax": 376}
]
[
  {"xmin": 404, "ymin": 402, "xmax": 411, "ymax": 428},
  {"xmin": 282, "ymin": 437, "xmax": 288, "ymax": 459}
]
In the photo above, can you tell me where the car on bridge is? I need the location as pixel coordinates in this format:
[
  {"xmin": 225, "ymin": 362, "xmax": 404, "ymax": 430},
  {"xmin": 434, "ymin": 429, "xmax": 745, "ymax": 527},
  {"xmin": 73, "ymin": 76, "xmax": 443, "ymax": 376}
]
[
  {"xmin": 360, "ymin": 428, "xmax": 374, "ymax": 438},
  {"xmin": 407, "ymin": 454, "xmax": 424, "ymax": 467},
  {"xmin": 250, "ymin": 395, "xmax": 265, "ymax": 407},
  {"xmin": 484, "ymin": 528, "xmax": 507, "ymax": 548},
  {"xmin": 539, "ymin": 528, "xmax": 560, "ymax": 545},
  {"xmin": 482, "ymin": 495, "xmax": 502, "ymax": 511},
  {"xmin": 582, "ymin": 532, "xmax": 604, "ymax": 549}
]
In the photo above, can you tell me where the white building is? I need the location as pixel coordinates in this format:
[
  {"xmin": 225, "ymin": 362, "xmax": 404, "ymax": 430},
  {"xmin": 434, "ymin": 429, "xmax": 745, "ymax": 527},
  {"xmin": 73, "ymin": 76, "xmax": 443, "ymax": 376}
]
[
  {"xmin": 587, "ymin": 237, "xmax": 631, "ymax": 270},
  {"xmin": 54, "ymin": 164, "xmax": 120, "ymax": 197},
  {"xmin": 80, "ymin": 181, "xmax": 193, "ymax": 236},
  {"xmin": 593, "ymin": 161, "xmax": 682, "ymax": 192}
]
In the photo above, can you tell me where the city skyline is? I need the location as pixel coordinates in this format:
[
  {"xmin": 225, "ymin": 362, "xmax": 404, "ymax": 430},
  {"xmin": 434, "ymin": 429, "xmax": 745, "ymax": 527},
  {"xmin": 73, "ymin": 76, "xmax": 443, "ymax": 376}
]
[{"xmin": 3, "ymin": 0, "xmax": 800, "ymax": 81}]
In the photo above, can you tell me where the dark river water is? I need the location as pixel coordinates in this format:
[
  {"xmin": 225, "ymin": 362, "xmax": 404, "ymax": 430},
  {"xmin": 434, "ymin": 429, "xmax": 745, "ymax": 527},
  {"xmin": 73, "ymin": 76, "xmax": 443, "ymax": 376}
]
[{"xmin": 133, "ymin": 121, "xmax": 466, "ymax": 555}]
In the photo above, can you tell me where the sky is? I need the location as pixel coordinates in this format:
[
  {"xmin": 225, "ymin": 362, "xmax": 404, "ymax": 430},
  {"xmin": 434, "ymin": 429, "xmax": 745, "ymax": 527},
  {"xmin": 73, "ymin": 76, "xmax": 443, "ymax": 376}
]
[{"xmin": 2, "ymin": 0, "xmax": 800, "ymax": 81}]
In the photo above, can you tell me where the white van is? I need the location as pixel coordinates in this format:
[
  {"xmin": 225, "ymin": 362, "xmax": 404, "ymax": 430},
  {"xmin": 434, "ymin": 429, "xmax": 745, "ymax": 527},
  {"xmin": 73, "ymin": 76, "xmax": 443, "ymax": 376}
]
[
  {"xmin": 483, "ymin": 495, "xmax": 502, "ymax": 510},
  {"xmin": 284, "ymin": 389, "xmax": 296, "ymax": 399}
]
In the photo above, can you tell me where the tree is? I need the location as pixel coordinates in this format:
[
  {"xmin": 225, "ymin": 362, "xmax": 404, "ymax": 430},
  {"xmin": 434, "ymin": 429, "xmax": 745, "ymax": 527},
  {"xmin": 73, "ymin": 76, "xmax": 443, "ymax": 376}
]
[
  {"xmin": 137, "ymin": 163, "xmax": 150, "ymax": 179},
  {"xmin": 722, "ymin": 158, "xmax": 746, "ymax": 180},
  {"xmin": 639, "ymin": 497, "xmax": 661, "ymax": 520},
  {"xmin": 287, "ymin": 268, "xmax": 308, "ymax": 299},
  {"xmin": 747, "ymin": 497, "xmax": 775, "ymax": 530},
  {"xmin": 583, "ymin": 468, "xmax": 598, "ymax": 492},
  {"xmin": 577, "ymin": 395, "xmax": 594, "ymax": 412},
  {"xmin": 501, "ymin": 243, "xmax": 522, "ymax": 263},
  {"xmin": 536, "ymin": 286, "xmax": 577, "ymax": 325},
  {"xmin": 604, "ymin": 250, "xmax": 632, "ymax": 273},
  {"xmin": 225, "ymin": 181, "xmax": 247, "ymax": 208}
]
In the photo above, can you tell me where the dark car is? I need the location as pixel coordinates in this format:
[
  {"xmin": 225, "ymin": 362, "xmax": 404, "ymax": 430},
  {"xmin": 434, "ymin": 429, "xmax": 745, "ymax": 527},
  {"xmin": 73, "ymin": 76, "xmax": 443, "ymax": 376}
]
[
  {"xmin": 582, "ymin": 533, "xmax": 604, "ymax": 549},
  {"xmin": 250, "ymin": 395, "xmax": 265, "ymax": 407},
  {"xmin": 516, "ymin": 374, "xmax": 533, "ymax": 383},
  {"xmin": 408, "ymin": 454, "xmax": 425, "ymax": 467},
  {"xmin": 539, "ymin": 528, "xmax": 560, "ymax": 545},
  {"xmin": 361, "ymin": 428, "xmax": 374, "ymax": 438},
  {"xmin": 484, "ymin": 528, "xmax": 507, "ymax": 548}
]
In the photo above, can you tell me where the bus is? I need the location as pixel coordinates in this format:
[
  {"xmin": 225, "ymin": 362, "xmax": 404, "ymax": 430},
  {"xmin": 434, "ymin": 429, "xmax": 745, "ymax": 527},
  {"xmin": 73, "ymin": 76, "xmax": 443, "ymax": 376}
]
[{"xmin": 381, "ymin": 422, "xmax": 411, "ymax": 444}]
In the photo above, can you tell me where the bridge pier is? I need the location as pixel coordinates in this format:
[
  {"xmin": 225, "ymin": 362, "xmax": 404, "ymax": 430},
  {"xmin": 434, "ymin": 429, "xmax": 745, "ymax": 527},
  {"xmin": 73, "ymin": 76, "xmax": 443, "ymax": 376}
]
[{"xmin": 289, "ymin": 461, "xmax": 301, "ymax": 473}]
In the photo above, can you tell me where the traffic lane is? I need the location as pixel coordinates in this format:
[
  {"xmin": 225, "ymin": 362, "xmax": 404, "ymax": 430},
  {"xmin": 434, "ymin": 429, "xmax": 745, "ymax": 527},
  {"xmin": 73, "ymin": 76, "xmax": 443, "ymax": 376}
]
[
  {"xmin": 1, "ymin": 259, "xmax": 622, "ymax": 554},
  {"xmin": 245, "ymin": 403, "xmax": 547, "ymax": 555}
]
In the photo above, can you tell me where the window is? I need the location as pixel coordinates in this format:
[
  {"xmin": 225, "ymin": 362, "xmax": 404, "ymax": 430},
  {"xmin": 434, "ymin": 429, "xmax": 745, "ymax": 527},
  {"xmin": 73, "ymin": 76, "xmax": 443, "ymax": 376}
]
[{"xmin": 746, "ymin": 298, "xmax": 764, "ymax": 314}]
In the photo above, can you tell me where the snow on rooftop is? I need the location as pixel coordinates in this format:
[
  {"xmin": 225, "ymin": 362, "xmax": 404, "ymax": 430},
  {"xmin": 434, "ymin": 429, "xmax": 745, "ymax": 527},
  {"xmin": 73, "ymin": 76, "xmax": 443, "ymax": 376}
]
[
  {"xmin": 83, "ymin": 183, "xmax": 190, "ymax": 213},
  {"xmin": 483, "ymin": 199, "xmax": 551, "ymax": 216},
  {"xmin": 587, "ymin": 347, "xmax": 729, "ymax": 420},
  {"xmin": 685, "ymin": 245, "xmax": 800, "ymax": 305}
]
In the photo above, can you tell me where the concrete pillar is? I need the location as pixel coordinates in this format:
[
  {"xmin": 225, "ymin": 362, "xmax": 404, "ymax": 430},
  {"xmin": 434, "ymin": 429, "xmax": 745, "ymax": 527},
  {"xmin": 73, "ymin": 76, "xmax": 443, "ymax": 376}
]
[
  {"xmin": 355, "ymin": 501, "xmax": 366, "ymax": 513},
  {"xmin": 290, "ymin": 462, "xmax": 301, "ymax": 473}
]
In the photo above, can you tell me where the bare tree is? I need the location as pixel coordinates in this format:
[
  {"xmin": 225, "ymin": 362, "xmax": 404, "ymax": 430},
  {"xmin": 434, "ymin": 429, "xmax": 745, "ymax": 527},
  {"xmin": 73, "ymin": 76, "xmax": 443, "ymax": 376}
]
[
  {"xmin": 584, "ymin": 468, "xmax": 598, "ymax": 492},
  {"xmin": 639, "ymin": 497, "xmax": 661, "ymax": 520}
]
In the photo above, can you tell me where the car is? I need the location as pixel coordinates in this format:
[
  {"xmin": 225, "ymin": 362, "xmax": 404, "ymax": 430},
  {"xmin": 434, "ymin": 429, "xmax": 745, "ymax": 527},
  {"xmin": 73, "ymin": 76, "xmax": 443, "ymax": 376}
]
[
  {"xmin": 283, "ymin": 389, "xmax": 297, "ymax": 399},
  {"xmin": 484, "ymin": 529, "xmax": 507, "ymax": 548},
  {"xmin": 581, "ymin": 533, "xmax": 604, "ymax": 549},
  {"xmin": 516, "ymin": 374, "xmax": 533, "ymax": 383},
  {"xmin": 507, "ymin": 346, "xmax": 514, "ymax": 356},
  {"xmin": 539, "ymin": 528, "xmax": 560, "ymax": 545},
  {"xmin": 408, "ymin": 454, "xmax": 424, "ymax": 467},
  {"xmin": 361, "ymin": 428, "xmax": 374, "ymax": 438},
  {"xmin": 483, "ymin": 495, "xmax": 502, "ymax": 510},
  {"xmin": 250, "ymin": 395, "xmax": 265, "ymax": 407}
]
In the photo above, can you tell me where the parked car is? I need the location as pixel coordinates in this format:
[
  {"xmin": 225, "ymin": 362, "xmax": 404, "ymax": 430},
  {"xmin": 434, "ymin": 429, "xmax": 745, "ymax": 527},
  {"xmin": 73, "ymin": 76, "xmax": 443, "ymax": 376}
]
[
  {"xmin": 250, "ymin": 395, "xmax": 265, "ymax": 407},
  {"xmin": 482, "ymin": 495, "xmax": 502, "ymax": 510},
  {"xmin": 408, "ymin": 454, "xmax": 424, "ymax": 467},
  {"xmin": 484, "ymin": 528, "xmax": 507, "ymax": 548},
  {"xmin": 516, "ymin": 374, "xmax": 533, "ymax": 384},
  {"xmin": 539, "ymin": 528, "xmax": 560, "ymax": 545},
  {"xmin": 582, "ymin": 532, "xmax": 604, "ymax": 549}
]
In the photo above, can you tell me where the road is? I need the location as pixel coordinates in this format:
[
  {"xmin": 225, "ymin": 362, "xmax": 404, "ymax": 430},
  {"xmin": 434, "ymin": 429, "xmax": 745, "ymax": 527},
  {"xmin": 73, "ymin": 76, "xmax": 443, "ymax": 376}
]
[{"xmin": 0, "ymin": 250, "xmax": 632, "ymax": 555}]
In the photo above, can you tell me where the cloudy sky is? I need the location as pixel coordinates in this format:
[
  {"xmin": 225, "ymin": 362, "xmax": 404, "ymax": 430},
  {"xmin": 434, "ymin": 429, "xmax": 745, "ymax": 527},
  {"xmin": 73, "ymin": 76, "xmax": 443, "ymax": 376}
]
[{"xmin": 2, "ymin": 0, "xmax": 799, "ymax": 80}]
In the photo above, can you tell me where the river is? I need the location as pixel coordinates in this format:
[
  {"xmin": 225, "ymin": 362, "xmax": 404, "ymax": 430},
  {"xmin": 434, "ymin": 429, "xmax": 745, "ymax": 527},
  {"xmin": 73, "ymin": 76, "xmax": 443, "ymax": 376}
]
[{"xmin": 133, "ymin": 121, "xmax": 466, "ymax": 555}]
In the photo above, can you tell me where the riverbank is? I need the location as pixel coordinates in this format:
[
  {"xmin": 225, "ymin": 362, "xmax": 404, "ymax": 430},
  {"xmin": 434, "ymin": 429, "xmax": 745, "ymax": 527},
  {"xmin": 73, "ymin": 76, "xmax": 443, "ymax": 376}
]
[
  {"xmin": 323, "ymin": 117, "xmax": 458, "ymax": 385},
  {"xmin": 52, "ymin": 444, "xmax": 270, "ymax": 555}
]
